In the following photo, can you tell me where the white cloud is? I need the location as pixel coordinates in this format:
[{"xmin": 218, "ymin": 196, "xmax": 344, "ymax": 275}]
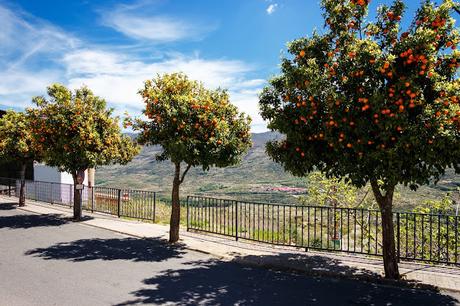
[
  {"xmin": 266, "ymin": 4, "xmax": 278, "ymax": 15},
  {"xmin": 0, "ymin": 3, "xmax": 267, "ymax": 131},
  {"xmin": 0, "ymin": 6, "xmax": 78, "ymax": 64},
  {"xmin": 62, "ymin": 50, "xmax": 266, "ymax": 126},
  {"xmin": 101, "ymin": 2, "xmax": 216, "ymax": 42},
  {"xmin": 0, "ymin": 4, "xmax": 78, "ymax": 107}
]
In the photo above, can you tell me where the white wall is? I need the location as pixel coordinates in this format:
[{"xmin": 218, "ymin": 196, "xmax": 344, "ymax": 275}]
[{"xmin": 34, "ymin": 163, "xmax": 88, "ymax": 185}]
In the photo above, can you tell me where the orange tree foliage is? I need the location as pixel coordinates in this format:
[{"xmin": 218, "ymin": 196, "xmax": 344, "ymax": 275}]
[
  {"xmin": 0, "ymin": 111, "xmax": 41, "ymax": 167},
  {"xmin": 128, "ymin": 73, "xmax": 252, "ymax": 242},
  {"xmin": 0, "ymin": 111, "xmax": 43, "ymax": 205},
  {"xmin": 130, "ymin": 73, "xmax": 252, "ymax": 170},
  {"xmin": 28, "ymin": 84, "xmax": 140, "ymax": 218},
  {"xmin": 259, "ymin": 0, "xmax": 459, "ymax": 279},
  {"xmin": 29, "ymin": 84, "xmax": 139, "ymax": 174}
]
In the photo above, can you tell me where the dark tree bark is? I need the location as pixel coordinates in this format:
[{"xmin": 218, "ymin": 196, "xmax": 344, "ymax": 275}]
[
  {"xmin": 72, "ymin": 172, "xmax": 82, "ymax": 221},
  {"xmin": 370, "ymin": 179, "xmax": 400, "ymax": 279},
  {"xmin": 169, "ymin": 162, "xmax": 191, "ymax": 243},
  {"xmin": 18, "ymin": 162, "xmax": 26, "ymax": 207},
  {"xmin": 169, "ymin": 163, "xmax": 181, "ymax": 243}
]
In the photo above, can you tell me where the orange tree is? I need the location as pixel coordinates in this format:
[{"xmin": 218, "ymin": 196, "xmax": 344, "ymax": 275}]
[
  {"xmin": 0, "ymin": 111, "xmax": 43, "ymax": 206},
  {"xmin": 128, "ymin": 73, "xmax": 252, "ymax": 243},
  {"xmin": 28, "ymin": 84, "xmax": 140, "ymax": 220},
  {"xmin": 259, "ymin": 0, "xmax": 460, "ymax": 279}
]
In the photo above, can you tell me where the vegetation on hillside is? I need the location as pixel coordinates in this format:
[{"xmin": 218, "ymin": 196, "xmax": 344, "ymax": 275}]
[{"xmin": 97, "ymin": 131, "xmax": 460, "ymax": 210}]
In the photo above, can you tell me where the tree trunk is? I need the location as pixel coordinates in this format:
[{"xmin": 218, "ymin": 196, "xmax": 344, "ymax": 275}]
[
  {"xmin": 18, "ymin": 163, "xmax": 26, "ymax": 207},
  {"xmin": 169, "ymin": 162, "xmax": 181, "ymax": 243},
  {"xmin": 370, "ymin": 180, "xmax": 400, "ymax": 279},
  {"xmin": 72, "ymin": 173, "xmax": 82, "ymax": 221}
]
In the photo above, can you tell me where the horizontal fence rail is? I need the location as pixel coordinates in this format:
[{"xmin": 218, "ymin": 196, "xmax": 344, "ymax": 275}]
[
  {"xmin": 187, "ymin": 195, "xmax": 460, "ymax": 266},
  {"xmin": 0, "ymin": 177, "xmax": 157, "ymax": 222}
]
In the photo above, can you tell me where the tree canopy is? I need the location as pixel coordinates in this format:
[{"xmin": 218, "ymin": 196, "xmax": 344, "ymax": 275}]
[
  {"xmin": 260, "ymin": 0, "xmax": 460, "ymax": 191},
  {"xmin": 0, "ymin": 110, "xmax": 43, "ymax": 205},
  {"xmin": 28, "ymin": 84, "xmax": 140, "ymax": 174},
  {"xmin": 259, "ymin": 0, "xmax": 460, "ymax": 279},
  {"xmin": 128, "ymin": 72, "xmax": 252, "ymax": 242},
  {"xmin": 0, "ymin": 110, "xmax": 42, "ymax": 165},
  {"xmin": 129, "ymin": 73, "xmax": 252, "ymax": 170}
]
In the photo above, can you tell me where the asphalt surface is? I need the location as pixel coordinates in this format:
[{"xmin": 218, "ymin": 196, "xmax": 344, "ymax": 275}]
[{"xmin": 0, "ymin": 202, "xmax": 459, "ymax": 306}]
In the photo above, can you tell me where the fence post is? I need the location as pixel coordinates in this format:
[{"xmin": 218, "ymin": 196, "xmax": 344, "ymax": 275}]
[
  {"xmin": 186, "ymin": 196, "xmax": 190, "ymax": 231},
  {"xmin": 69, "ymin": 185, "xmax": 73, "ymax": 208},
  {"xmin": 153, "ymin": 192, "xmax": 156, "ymax": 223},
  {"xmin": 91, "ymin": 187, "xmax": 94, "ymax": 213},
  {"xmin": 396, "ymin": 213, "xmax": 401, "ymax": 263},
  {"xmin": 50, "ymin": 182, "xmax": 54, "ymax": 204},
  {"xmin": 117, "ymin": 189, "xmax": 122, "ymax": 218},
  {"xmin": 235, "ymin": 200, "xmax": 239, "ymax": 241}
]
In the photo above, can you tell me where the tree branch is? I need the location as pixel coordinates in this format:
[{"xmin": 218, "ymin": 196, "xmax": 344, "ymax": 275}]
[
  {"xmin": 355, "ymin": 187, "xmax": 370, "ymax": 208},
  {"xmin": 180, "ymin": 164, "xmax": 192, "ymax": 184},
  {"xmin": 454, "ymin": 5, "xmax": 460, "ymax": 16},
  {"xmin": 370, "ymin": 178, "xmax": 384, "ymax": 203}
]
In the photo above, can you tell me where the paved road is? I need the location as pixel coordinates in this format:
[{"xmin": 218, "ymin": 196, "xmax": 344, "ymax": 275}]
[{"xmin": 0, "ymin": 202, "xmax": 459, "ymax": 306}]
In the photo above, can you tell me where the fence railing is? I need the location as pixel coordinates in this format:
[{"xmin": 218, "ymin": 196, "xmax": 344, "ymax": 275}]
[
  {"xmin": 2, "ymin": 177, "xmax": 458, "ymax": 266},
  {"xmin": 186, "ymin": 195, "xmax": 460, "ymax": 266},
  {"xmin": 0, "ymin": 177, "xmax": 157, "ymax": 222}
]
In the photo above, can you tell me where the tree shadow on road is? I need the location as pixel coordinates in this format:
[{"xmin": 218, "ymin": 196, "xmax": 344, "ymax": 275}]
[
  {"xmin": 25, "ymin": 237, "xmax": 186, "ymax": 262},
  {"xmin": 115, "ymin": 255, "xmax": 458, "ymax": 306},
  {"xmin": 0, "ymin": 213, "xmax": 69, "ymax": 229},
  {"xmin": 0, "ymin": 203, "xmax": 17, "ymax": 210}
]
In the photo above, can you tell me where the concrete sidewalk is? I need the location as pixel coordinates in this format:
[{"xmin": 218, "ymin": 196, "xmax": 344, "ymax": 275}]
[{"xmin": 2, "ymin": 195, "xmax": 460, "ymax": 292}]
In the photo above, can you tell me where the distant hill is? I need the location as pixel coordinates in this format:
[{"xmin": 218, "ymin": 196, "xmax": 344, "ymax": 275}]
[
  {"xmin": 97, "ymin": 131, "xmax": 306, "ymax": 204},
  {"xmin": 97, "ymin": 132, "xmax": 460, "ymax": 208}
]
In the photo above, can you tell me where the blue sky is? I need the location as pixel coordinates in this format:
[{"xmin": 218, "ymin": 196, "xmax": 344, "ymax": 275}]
[{"xmin": 0, "ymin": 0, "xmax": 424, "ymax": 132}]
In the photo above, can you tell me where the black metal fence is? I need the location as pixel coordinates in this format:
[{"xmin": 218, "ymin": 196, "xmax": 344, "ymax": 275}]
[
  {"xmin": 187, "ymin": 195, "xmax": 460, "ymax": 266},
  {"xmin": 2, "ymin": 177, "xmax": 458, "ymax": 266},
  {"xmin": 0, "ymin": 177, "xmax": 157, "ymax": 222}
]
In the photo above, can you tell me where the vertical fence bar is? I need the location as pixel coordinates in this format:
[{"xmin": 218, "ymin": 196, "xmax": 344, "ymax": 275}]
[
  {"xmin": 69, "ymin": 185, "xmax": 73, "ymax": 208},
  {"xmin": 301, "ymin": 206, "xmax": 304, "ymax": 247},
  {"xmin": 307, "ymin": 206, "xmax": 310, "ymax": 250},
  {"xmin": 117, "ymin": 189, "xmax": 121, "ymax": 218},
  {"xmin": 360, "ymin": 209, "xmax": 364, "ymax": 253},
  {"xmin": 413, "ymin": 214, "xmax": 417, "ymax": 260},
  {"xmin": 272, "ymin": 204, "xmax": 275, "ymax": 244},
  {"xmin": 153, "ymin": 192, "xmax": 156, "ymax": 223},
  {"xmin": 235, "ymin": 200, "xmax": 239, "ymax": 241},
  {"xmin": 446, "ymin": 215, "xmax": 450, "ymax": 263},
  {"xmin": 456, "ymin": 216, "xmax": 458, "ymax": 264},
  {"xmin": 438, "ymin": 215, "xmax": 441, "ymax": 261},
  {"xmin": 186, "ymin": 196, "xmax": 190, "ymax": 231},
  {"xmin": 397, "ymin": 213, "xmax": 400, "ymax": 262},
  {"xmin": 91, "ymin": 187, "xmax": 94, "ymax": 213},
  {"xmin": 421, "ymin": 214, "xmax": 425, "ymax": 261}
]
